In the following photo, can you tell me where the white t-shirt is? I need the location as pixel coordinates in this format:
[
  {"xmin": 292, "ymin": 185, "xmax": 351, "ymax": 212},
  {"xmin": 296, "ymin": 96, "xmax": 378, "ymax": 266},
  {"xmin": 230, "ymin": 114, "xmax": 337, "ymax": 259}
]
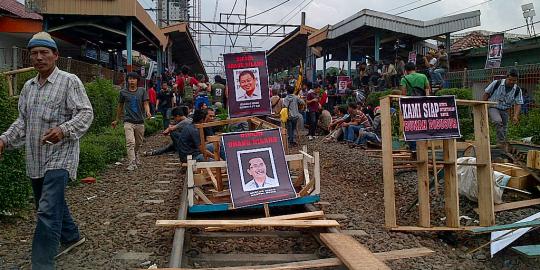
[{"xmin": 429, "ymin": 58, "xmax": 438, "ymax": 67}]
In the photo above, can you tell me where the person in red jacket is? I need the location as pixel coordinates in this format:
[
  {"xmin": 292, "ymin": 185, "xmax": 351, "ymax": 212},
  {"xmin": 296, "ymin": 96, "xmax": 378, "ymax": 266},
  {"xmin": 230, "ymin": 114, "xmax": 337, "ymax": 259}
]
[{"xmin": 147, "ymin": 81, "xmax": 157, "ymax": 115}]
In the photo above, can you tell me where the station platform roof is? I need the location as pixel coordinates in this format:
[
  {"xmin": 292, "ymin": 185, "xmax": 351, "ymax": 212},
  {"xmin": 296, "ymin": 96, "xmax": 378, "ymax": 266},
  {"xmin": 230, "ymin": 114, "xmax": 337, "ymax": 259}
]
[
  {"xmin": 161, "ymin": 23, "xmax": 205, "ymax": 76},
  {"xmin": 267, "ymin": 25, "xmax": 318, "ymax": 71}
]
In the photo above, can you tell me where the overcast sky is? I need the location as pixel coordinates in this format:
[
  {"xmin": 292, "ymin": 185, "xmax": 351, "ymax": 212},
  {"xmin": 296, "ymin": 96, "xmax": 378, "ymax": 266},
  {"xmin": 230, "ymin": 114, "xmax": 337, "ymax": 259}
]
[{"xmin": 136, "ymin": 0, "xmax": 539, "ymax": 73}]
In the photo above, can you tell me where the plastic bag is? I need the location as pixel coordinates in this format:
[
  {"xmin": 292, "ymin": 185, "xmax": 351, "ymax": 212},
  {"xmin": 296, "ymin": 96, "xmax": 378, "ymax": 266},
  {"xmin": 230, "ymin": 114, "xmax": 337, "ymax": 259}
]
[{"xmin": 456, "ymin": 157, "xmax": 509, "ymax": 204}]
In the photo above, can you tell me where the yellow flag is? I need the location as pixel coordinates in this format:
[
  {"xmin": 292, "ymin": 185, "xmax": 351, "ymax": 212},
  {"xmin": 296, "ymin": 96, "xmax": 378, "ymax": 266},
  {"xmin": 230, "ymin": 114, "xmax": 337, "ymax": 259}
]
[{"xmin": 294, "ymin": 60, "xmax": 303, "ymax": 95}]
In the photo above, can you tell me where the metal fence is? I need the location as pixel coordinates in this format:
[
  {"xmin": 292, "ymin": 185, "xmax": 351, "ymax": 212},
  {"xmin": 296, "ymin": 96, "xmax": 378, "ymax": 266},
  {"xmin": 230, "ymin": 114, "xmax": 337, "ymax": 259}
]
[{"xmin": 446, "ymin": 64, "xmax": 540, "ymax": 95}]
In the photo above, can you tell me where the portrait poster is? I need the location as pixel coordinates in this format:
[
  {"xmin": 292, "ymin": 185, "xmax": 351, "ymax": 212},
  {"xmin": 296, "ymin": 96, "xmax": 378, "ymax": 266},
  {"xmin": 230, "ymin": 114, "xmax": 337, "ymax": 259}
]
[
  {"xmin": 337, "ymin": 76, "xmax": 350, "ymax": 94},
  {"xmin": 485, "ymin": 33, "xmax": 504, "ymax": 69},
  {"xmin": 399, "ymin": 95, "xmax": 461, "ymax": 141},
  {"xmin": 408, "ymin": 51, "xmax": 417, "ymax": 64},
  {"xmin": 222, "ymin": 129, "xmax": 297, "ymax": 208},
  {"xmin": 224, "ymin": 51, "xmax": 271, "ymax": 118}
]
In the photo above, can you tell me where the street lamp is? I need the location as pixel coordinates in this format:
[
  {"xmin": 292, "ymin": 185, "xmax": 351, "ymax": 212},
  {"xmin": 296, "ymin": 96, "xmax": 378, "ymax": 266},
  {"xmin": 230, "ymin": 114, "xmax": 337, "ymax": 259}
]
[{"xmin": 522, "ymin": 3, "xmax": 536, "ymax": 37}]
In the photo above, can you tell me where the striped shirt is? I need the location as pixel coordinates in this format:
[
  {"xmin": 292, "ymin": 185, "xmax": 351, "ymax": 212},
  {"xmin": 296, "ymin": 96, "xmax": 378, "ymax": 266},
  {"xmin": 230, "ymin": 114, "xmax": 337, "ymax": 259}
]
[
  {"xmin": 485, "ymin": 79, "xmax": 523, "ymax": 110},
  {"xmin": 0, "ymin": 67, "xmax": 93, "ymax": 179}
]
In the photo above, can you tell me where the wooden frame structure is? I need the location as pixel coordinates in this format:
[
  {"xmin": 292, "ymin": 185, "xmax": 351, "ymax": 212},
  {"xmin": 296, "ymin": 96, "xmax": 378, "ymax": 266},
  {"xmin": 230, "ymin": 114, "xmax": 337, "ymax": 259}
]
[{"xmin": 381, "ymin": 95, "xmax": 497, "ymax": 231}]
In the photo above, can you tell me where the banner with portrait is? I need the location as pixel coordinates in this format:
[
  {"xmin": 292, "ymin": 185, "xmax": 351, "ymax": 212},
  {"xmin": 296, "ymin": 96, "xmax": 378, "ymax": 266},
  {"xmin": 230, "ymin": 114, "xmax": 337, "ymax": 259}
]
[
  {"xmin": 224, "ymin": 51, "xmax": 271, "ymax": 118},
  {"xmin": 485, "ymin": 33, "xmax": 504, "ymax": 69},
  {"xmin": 222, "ymin": 129, "xmax": 297, "ymax": 208},
  {"xmin": 399, "ymin": 95, "xmax": 461, "ymax": 141},
  {"xmin": 337, "ymin": 76, "xmax": 350, "ymax": 95},
  {"xmin": 408, "ymin": 51, "xmax": 417, "ymax": 64}
]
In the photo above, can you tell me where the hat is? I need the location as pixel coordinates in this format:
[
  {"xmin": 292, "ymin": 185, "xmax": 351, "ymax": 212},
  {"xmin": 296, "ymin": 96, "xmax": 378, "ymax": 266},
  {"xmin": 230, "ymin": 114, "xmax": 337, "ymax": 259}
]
[{"xmin": 27, "ymin": 32, "xmax": 57, "ymax": 51}]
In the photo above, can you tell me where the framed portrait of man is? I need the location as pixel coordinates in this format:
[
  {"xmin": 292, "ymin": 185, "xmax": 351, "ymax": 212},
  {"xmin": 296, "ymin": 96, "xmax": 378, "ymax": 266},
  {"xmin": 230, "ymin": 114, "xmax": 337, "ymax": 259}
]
[
  {"xmin": 234, "ymin": 68, "xmax": 262, "ymax": 102},
  {"xmin": 237, "ymin": 148, "xmax": 279, "ymax": 192},
  {"xmin": 222, "ymin": 129, "xmax": 297, "ymax": 208}
]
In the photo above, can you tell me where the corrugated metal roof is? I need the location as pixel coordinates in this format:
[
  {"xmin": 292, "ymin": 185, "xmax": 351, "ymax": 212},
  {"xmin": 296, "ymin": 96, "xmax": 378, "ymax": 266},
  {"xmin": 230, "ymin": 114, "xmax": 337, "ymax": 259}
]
[
  {"xmin": 326, "ymin": 9, "xmax": 480, "ymax": 40},
  {"xmin": 0, "ymin": 0, "xmax": 42, "ymax": 20}
]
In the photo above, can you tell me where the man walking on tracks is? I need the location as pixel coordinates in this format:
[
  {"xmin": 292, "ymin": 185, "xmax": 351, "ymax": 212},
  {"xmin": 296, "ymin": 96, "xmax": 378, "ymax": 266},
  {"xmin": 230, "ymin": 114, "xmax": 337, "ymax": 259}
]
[
  {"xmin": 0, "ymin": 32, "xmax": 93, "ymax": 269},
  {"xmin": 112, "ymin": 72, "xmax": 152, "ymax": 171},
  {"xmin": 483, "ymin": 69, "xmax": 523, "ymax": 146}
]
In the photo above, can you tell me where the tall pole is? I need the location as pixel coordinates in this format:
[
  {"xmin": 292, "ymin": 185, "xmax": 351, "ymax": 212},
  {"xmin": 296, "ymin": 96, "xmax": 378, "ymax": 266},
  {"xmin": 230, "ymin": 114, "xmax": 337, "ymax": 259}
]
[
  {"xmin": 126, "ymin": 19, "xmax": 133, "ymax": 72},
  {"xmin": 374, "ymin": 33, "xmax": 381, "ymax": 62},
  {"xmin": 166, "ymin": 0, "xmax": 170, "ymax": 26},
  {"xmin": 347, "ymin": 41, "xmax": 352, "ymax": 77}
]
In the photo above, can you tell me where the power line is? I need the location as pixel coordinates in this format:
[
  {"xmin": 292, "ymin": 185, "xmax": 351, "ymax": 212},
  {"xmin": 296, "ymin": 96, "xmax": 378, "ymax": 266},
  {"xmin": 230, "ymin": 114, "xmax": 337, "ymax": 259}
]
[
  {"xmin": 230, "ymin": 0, "xmax": 239, "ymax": 14},
  {"xmin": 257, "ymin": 0, "xmax": 312, "ymax": 47},
  {"xmin": 385, "ymin": 0, "xmax": 425, "ymax": 12},
  {"xmin": 247, "ymin": 0, "xmax": 293, "ymax": 19},
  {"xmin": 443, "ymin": 0, "xmax": 493, "ymax": 16},
  {"xmin": 282, "ymin": 0, "xmax": 314, "ymax": 24},
  {"xmin": 394, "ymin": 0, "xmax": 443, "ymax": 15}
]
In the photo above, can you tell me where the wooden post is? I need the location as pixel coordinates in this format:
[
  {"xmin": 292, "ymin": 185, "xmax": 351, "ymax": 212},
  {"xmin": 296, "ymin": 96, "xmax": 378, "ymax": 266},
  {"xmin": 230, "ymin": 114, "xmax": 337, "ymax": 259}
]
[
  {"xmin": 187, "ymin": 156, "xmax": 195, "ymax": 207},
  {"xmin": 213, "ymin": 140, "xmax": 223, "ymax": 191},
  {"xmin": 443, "ymin": 139, "xmax": 460, "ymax": 227},
  {"xmin": 473, "ymin": 104, "xmax": 495, "ymax": 226},
  {"xmin": 416, "ymin": 141, "xmax": 430, "ymax": 228},
  {"xmin": 313, "ymin": 151, "xmax": 321, "ymax": 195},
  {"xmin": 431, "ymin": 141, "xmax": 439, "ymax": 195},
  {"xmin": 6, "ymin": 74, "xmax": 13, "ymax": 97},
  {"xmin": 381, "ymin": 97, "xmax": 396, "ymax": 228}
]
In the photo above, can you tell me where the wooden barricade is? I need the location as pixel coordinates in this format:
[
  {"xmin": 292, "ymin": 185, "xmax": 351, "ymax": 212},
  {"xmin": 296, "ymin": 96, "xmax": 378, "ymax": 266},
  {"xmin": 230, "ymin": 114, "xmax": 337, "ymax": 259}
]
[{"xmin": 381, "ymin": 95, "xmax": 497, "ymax": 231}]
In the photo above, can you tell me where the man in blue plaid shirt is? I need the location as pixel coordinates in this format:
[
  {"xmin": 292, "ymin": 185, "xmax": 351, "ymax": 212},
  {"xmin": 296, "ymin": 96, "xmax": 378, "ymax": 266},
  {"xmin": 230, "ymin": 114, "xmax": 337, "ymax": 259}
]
[
  {"xmin": 483, "ymin": 69, "xmax": 523, "ymax": 145},
  {"xmin": 0, "ymin": 32, "xmax": 93, "ymax": 269}
]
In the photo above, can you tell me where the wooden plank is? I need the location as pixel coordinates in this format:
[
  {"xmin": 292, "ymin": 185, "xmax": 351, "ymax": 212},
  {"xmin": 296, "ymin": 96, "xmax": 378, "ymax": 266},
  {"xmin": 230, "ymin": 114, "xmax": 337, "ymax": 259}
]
[
  {"xmin": 383, "ymin": 95, "xmax": 497, "ymax": 106},
  {"xmin": 374, "ymin": 247, "xmax": 434, "ymax": 261},
  {"xmin": 511, "ymin": 245, "xmax": 540, "ymax": 257},
  {"xmin": 205, "ymin": 168, "xmax": 219, "ymax": 190},
  {"xmin": 298, "ymin": 150, "xmax": 314, "ymax": 162},
  {"xmin": 431, "ymin": 141, "xmax": 439, "ymax": 195},
  {"xmin": 156, "ymin": 219, "xmax": 340, "ymax": 228},
  {"xmin": 473, "ymin": 104, "xmax": 495, "ymax": 226},
  {"xmin": 380, "ymin": 97, "xmax": 396, "ymax": 228},
  {"xmin": 390, "ymin": 226, "xmax": 481, "ymax": 231},
  {"xmin": 443, "ymin": 139, "xmax": 460, "ymax": 228},
  {"xmin": 313, "ymin": 151, "xmax": 321, "ymax": 195},
  {"xmin": 187, "ymin": 158, "xmax": 196, "ymax": 207},
  {"xmin": 298, "ymin": 178, "xmax": 315, "ymax": 197},
  {"xmin": 493, "ymin": 198, "xmax": 540, "ymax": 212},
  {"xmin": 320, "ymin": 233, "xmax": 390, "ymax": 270},
  {"xmin": 416, "ymin": 141, "xmax": 430, "ymax": 228},
  {"xmin": 204, "ymin": 211, "xmax": 327, "ymax": 231},
  {"xmin": 471, "ymin": 219, "xmax": 540, "ymax": 234},
  {"xmin": 193, "ymin": 187, "xmax": 212, "ymax": 204},
  {"xmin": 194, "ymin": 154, "xmax": 303, "ymax": 169}
]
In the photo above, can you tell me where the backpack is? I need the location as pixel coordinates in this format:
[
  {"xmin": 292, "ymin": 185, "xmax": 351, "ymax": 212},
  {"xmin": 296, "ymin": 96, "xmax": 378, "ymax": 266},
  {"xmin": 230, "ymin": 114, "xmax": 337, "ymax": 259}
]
[
  {"xmin": 403, "ymin": 76, "xmax": 426, "ymax": 96},
  {"xmin": 183, "ymin": 77, "xmax": 195, "ymax": 103},
  {"xmin": 194, "ymin": 94, "xmax": 210, "ymax": 109},
  {"xmin": 488, "ymin": 79, "xmax": 521, "ymax": 99}
]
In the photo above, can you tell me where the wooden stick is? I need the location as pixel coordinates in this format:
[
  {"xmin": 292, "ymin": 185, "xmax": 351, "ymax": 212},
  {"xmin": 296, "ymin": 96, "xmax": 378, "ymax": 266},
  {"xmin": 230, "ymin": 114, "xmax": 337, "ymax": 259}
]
[
  {"xmin": 320, "ymin": 233, "xmax": 390, "ymax": 270},
  {"xmin": 204, "ymin": 211, "xmax": 325, "ymax": 232},
  {"xmin": 156, "ymin": 219, "xmax": 341, "ymax": 228},
  {"xmin": 493, "ymin": 198, "xmax": 540, "ymax": 212}
]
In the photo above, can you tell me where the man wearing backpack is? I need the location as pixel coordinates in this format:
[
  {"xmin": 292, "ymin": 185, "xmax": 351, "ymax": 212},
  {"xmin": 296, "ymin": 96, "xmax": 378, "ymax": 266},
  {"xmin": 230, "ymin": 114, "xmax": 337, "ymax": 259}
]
[
  {"xmin": 175, "ymin": 65, "xmax": 198, "ymax": 106},
  {"xmin": 483, "ymin": 69, "xmax": 523, "ymax": 145},
  {"xmin": 400, "ymin": 62, "xmax": 431, "ymax": 96},
  {"xmin": 400, "ymin": 62, "xmax": 431, "ymax": 155}
]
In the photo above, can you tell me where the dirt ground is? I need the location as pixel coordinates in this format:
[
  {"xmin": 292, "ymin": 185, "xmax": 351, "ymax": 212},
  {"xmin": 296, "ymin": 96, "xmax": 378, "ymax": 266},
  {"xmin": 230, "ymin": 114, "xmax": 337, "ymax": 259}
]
[{"xmin": 0, "ymin": 133, "xmax": 539, "ymax": 269}]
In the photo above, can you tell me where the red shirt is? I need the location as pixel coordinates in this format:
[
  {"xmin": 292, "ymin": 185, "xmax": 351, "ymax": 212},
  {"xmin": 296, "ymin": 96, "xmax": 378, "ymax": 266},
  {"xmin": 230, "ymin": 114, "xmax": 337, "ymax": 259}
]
[
  {"xmin": 319, "ymin": 90, "xmax": 328, "ymax": 107},
  {"xmin": 306, "ymin": 90, "xmax": 319, "ymax": 112},
  {"xmin": 176, "ymin": 75, "xmax": 199, "ymax": 94},
  {"xmin": 148, "ymin": 87, "xmax": 157, "ymax": 104}
]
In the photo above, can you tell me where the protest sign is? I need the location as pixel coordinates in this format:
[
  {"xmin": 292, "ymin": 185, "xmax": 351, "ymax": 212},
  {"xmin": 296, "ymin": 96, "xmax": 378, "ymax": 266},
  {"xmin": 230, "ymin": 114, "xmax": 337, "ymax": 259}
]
[
  {"xmin": 408, "ymin": 51, "xmax": 417, "ymax": 64},
  {"xmin": 222, "ymin": 129, "xmax": 296, "ymax": 208},
  {"xmin": 485, "ymin": 33, "xmax": 504, "ymax": 69},
  {"xmin": 337, "ymin": 76, "xmax": 350, "ymax": 94},
  {"xmin": 399, "ymin": 95, "xmax": 461, "ymax": 141},
  {"xmin": 224, "ymin": 51, "xmax": 271, "ymax": 118}
]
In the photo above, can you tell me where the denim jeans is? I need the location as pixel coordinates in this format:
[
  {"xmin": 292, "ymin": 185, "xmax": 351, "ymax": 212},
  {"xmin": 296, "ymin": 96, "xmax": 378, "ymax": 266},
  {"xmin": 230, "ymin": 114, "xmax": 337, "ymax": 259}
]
[
  {"xmin": 432, "ymin": 68, "xmax": 446, "ymax": 85},
  {"xmin": 159, "ymin": 107, "xmax": 171, "ymax": 129},
  {"xmin": 206, "ymin": 142, "xmax": 226, "ymax": 160},
  {"xmin": 286, "ymin": 117, "xmax": 298, "ymax": 143},
  {"xmin": 307, "ymin": 111, "xmax": 319, "ymax": 136},
  {"xmin": 488, "ymin": 107, "xmax": 509, "ymax": 144},
  {"xmin": 344, "ymin": 125, "xmax": 363, "ymax": 142},
  {"xmin": 355, "ymin": 131, "xmax": 380, "ymax": 145},
  {"xmin": 31, "ymin": 169, "xmax": 80, "ymax": 270}
]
